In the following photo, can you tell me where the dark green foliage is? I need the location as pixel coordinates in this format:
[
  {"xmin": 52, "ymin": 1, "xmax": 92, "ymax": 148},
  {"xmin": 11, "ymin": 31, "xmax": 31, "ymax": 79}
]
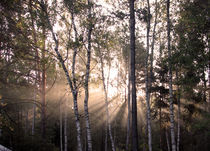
[{"xmin": 173, "ymin": 0, "xmax": 209, "ymax": 102}]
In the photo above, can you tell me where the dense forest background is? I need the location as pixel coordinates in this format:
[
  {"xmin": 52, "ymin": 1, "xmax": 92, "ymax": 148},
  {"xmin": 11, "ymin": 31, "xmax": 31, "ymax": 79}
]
[{"xmin": 0, "ymin": 0, "xmax": 209, "ymax": 151}]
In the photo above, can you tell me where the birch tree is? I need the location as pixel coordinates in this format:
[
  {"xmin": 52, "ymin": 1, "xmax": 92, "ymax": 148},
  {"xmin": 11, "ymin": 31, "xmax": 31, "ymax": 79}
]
[
  {"xmin": 83, "ymin": 1, "xmax": 94, "ymax": 150},
  {"xmin": 145, "ymin": 0, "xmax": 152, "ymax": 150},
  {"xmin": 39, "ymin": 0, "xmax": 83, "ymax": 150},
  {"xmin": 167, "ymin": 0, "xmax": 176, "ymax": 150},
  {"xmin": 98, "ymin": 45, "xmax": 116, "ymax": 151},
  {"xmin": 125, "ymin": 64, "xmax": 131, "ymax": 150}
]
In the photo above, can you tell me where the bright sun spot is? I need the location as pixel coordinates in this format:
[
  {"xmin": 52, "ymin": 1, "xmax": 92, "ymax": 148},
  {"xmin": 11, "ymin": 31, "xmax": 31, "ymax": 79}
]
[{"xmin": 105, "ymin": 67, "xmax": 118, "ymax": 98}]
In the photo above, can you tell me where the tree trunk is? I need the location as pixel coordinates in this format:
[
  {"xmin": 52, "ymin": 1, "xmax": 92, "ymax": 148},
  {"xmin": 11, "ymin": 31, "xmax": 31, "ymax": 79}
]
[
  {"xmin": 83, "ymin": 1, "xmax": 93, "ymax": 150},
  {"xmin": 165, "ymin": 129, "xmax": 171, "ymax": 151},
  {"xmin": 167, "ymin": 0, "xmax": 176, "ymax": 151},
  {"xmin": 64, "ymin": 100, "xmax": 68, "ymax": 151},
  {"xmin": 25, "ymin": 109, "xmax": 29, "ymax": 134},
  {"xmin": 150, "ymin": 0, "xmax": 158, "ymax": 76},
  {"xmin": 64, "ymin": 98, "xmax": 68, "ymax": 151},
  {"xmin": 60, "ymin": 101, "xmax": 63, "ymax": 151},
  {"xmin": 208, "ymin": 60, "xmax": 210, "ymax": 103},
  {"xmin": 176, "ymin": 70, "xmax": 181, "ymax": 151},
  {"xmin": 129, "ymin": 0, "xmax": 138, "ymax": 150},
  {"xmin": 42, "ymin": 0, "xmax": 83, "ymax": 149},
  {"xmin": 145, "ymin": 0, "xmax": 152, "ymax": 151},
  {"xmin": 52, "ymin": 41, "xmax": 83, "ymax": 151},
  {"xmin": 98, "ymin": 47, "xmax": 116, "ymax": 151},
  {"xmin": 73, "ymin": 93, "xmax": 83, "ymax": 151},
  {"xmin": 202, "ymin": 69, "xmax": 207, "ymax": 102},
  {"xmin": 105, "ymin": 120, "xmax": 108, "ymax": 151},
  {"xmin": 159, "ymin": 107, "xmax": 162, "ymax": 149},
  {"xmin": 41, "ymin": 25, "xmax": 46, "ymax": 139},
  {"xmin": 32, "ymin": 86, "xmax": 36, "ymax": 136},
  {"xmin": 126, "ymin": 67, "xmax": 131, "ymax": 150},
  {"xmin": 29, "ymin": 0, "xmax": 37, "ymax": 136}
]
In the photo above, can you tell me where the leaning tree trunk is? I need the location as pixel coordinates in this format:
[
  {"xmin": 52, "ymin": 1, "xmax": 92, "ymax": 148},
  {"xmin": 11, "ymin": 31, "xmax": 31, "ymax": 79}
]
[
  {"xmin": 167, "ymin": 0, "xmax": 176, "ymax": 151},
  {"xmin": 41, "ymin": 0, "xmax": 83, "ymax": 148},
  {"xmin": 129, "ymin": 0, "xmax": 139, "ymax": 150}
]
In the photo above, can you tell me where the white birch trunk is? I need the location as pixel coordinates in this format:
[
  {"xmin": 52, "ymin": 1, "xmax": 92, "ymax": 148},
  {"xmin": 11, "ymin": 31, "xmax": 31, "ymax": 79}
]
[
  {"xmin": 42, "ymin": 0, "xmax": 85, "ymax": 150},
  {"xmin": 126, "ymin": 69, "xmax": 131, "ymax": 150},
  {"xmin": 146, "ymin": 1, "xmax": 152, "ymax": 150},
  {"xmin": 84, "ymin": 1, "xmax": 93, "ymax": 150},
  {"xmin": 98, "ymin": 46, "xmax": 116, "ymax": 151},
  {"xmin": 167, "ymin": 0, "xmax": 176, "ymax": 151},
  {"xmin": 73, "ymin": 93, "xmax": 83, "ymax": 151},
  {"xmin": 150, "ymin": 0, "xmax": 158, "ymax": 76},
  {"xmin": 45, "ymin": 14, "xmax": 83, "ymax": 151}
]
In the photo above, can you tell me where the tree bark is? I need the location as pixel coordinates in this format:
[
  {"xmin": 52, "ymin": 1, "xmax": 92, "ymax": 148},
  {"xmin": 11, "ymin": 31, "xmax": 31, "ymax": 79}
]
[
  {"xmin": 73, "ymin": 92, "xmax": 83, "ymax": 151},
  {"xmin": 70, "ymin": 11, "xmax": 83, "ymax": 151},
  {"xmin": 150, "ymin": 0, "xmax": 158, "ymax": 80},
  {"xmin": 129, "ymin": 0, "xmax": 138, "ymax": 150},
  {"xmin": 165, "ymin": 129, "xmax": 171, "ymax": 151},
  {"xmin": 145, "ymin": 0, "xmax": 152, "ymax": 151},
  {"xmin": 159, "ymin": 107, "xmax": 162, "ymax": 149},
  {"xmin": 202, "ymin": 69, "xmax": 207, "ymax": 102},
  {"xmin": 60, "ymin": 101, "xmax": 63, "ymax": 151},
  {"xmin": 105, "ymin": 120, "xmax": 108, "ymax": 151},
  {"xmin": 126, "ymin": 66, "xmax": 131, "ymax": 150},
  {"xmin": 41, "ymin": 24, "xmax": 46, "ymax": 139},
  {"xmin": 25, "ymin": 109, "xmax": 29, "ymax": 134},
  {"xmin": 64, "ymin": 98, "xmax": 68, "ymax": 151},
  {"xmin": 167, "ymin": 0, "xmax": 176, "ymax": 151},
  {"xmin": 83, "ymin": 1, "xmax": 93, "ymax": 150},
  {"xmin": 32, "ymin": 87, "xmax": 36, "ymax": 136},
  {"xmin": 29, "ymin": 0, "xmax": 38, "ymax": 136},
  {"xmin": 42, "ymin": 1, "xmax": 83, "ymax": 148},
  {"xmin": 98, "ymin": 46, "xmax": 116, "ymax": 151},
  {"xmin": 208, "ymin": 60, "xmax": 210, "ymax": 103},
  {"xmin": 176, "ymin": 70, "xmax": 181, "ymax": 151}
]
